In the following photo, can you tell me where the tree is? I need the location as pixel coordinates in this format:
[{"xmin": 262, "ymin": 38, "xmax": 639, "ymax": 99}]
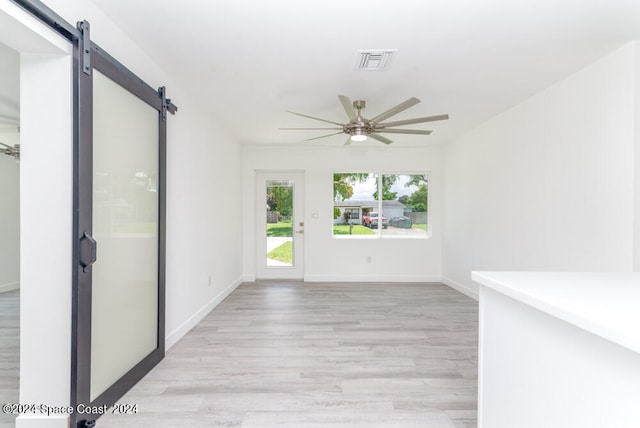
[
  {"xmin": 372, "ymin": 175, "xmax": 398, "ymax": 200},
  {"xmin": 333, "ymin": 173, "xmax": 369, "ymax": 201},
  {"xmin": 406, "ymin": 184, "xmax": 428, "ymax": 212},
  {"xmin": 333, "ymin": 206, "xmax": 341, "ymax": 219},
  {"xmin": 405, "ymin": 174, "xmax": 428, "ymax": 188},
  {"xmin": 267, "ymin": 185, "xmax": 293, "ymax": 216}
]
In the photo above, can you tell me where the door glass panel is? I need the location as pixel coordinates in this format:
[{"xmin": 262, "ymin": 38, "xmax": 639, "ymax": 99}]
[
  {"xmin": 265, "ymin": 180, "xmax": 294, "ymax": 267},
  {"xmin": 90, "ymin": 69, "xmax": 159, "ymax": 400}
]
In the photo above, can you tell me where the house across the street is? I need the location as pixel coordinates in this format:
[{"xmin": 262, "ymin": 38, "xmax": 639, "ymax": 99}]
[{"xmin": 334, "ymin": 200, "xmax": 405, "ymax": 225}]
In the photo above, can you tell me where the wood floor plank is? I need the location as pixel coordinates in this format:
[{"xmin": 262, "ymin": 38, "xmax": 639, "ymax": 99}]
[
  {"xmin": 0, "ymin": 283, "xmax": 478, "ymax": 427},
  {"xmin": 98, "ymin": 282, "xmax": 478, "ymax": 427},
  {"xmin": 0, "ymin": 290, "xmax": 19, "ymax": 428}
]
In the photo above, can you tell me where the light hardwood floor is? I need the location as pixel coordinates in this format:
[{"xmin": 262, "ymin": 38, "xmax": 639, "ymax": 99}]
[
  {"xmin": 99, "ymin": 281, "xmax": 478, "ymax": 428},
  {"xmin": 0, "ymin": 290, "xmax": 19, "ymax": 428}
]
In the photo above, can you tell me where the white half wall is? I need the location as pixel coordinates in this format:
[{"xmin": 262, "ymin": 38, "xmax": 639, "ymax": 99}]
[
  {"xmin": 242, "ymin": 145, "xmax": 443, "ymax": 283},
  {"xmin": 443, "ymin": 42, "xmax": 638, "ymax": 298}
]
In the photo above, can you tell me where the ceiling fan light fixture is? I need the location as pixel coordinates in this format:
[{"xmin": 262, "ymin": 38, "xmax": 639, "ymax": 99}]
[{"xmin": 350, "ymin": 129, "xmax": 367, "ymax": 142}]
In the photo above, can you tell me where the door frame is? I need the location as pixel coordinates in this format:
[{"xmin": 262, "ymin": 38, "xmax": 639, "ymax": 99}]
[
  {"xmin": 255, "ymin": 170, "xmax": 305, "ymax": 280},
  {"xmin": 0, "ymin": 2, "xmax": 73, "ymax": 427}
]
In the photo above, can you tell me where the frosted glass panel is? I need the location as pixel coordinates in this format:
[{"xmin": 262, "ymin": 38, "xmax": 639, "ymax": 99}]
[{"xmin": 90, "ymin": 70, "xmax": 159, "ymax": 401}]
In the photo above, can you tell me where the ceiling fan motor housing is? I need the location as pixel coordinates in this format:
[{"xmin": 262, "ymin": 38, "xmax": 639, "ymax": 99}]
[
  {"xmin": 347, "ymin": 100, "xmax": 370, "ymax": 136},
  {"xmin": 353, "ymin": 100, "xmax": 366, "ymax": 111},
  {"xmin": 345, "ymin": 121, "xmax": 373, "ymax": 135}
]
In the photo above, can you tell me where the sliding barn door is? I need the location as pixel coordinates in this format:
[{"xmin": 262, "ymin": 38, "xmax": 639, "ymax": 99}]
[{"xmin": 71, "ymin": 25, "xmax": 170, "ymax": 427}]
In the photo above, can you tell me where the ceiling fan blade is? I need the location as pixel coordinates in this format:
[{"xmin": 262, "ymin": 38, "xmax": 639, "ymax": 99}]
[
  {"xmin": 369, "ymin": 133, "xmax": 394, "ymax": 145},
  {"xmin": 304, "ymin": 131, "xmax": 345, "ymax": 141},
  {"xmin": 377, "ymin": 129, "xmax": 432, "ymax": 135},
  {"xmin": 370, "ymin": 97, "xmax": 420, "ymax": 123},
  {"xmin": 279, "ymin": 127, "xmax": 343, "ymax": 130},
  {"xmin": 338, "ymin": 95, "xmax": 357, "ymax": 122},
  {"xmin": 286, "ymin": 110, "xmax": 344, "ymax": 126},
  {"xmin": 344, "ymin": 136, "xmax": 352, "ymax": 146},
  {"xmin": 379, "ymin": 114, "xmax": 449, "ymax": 128}
]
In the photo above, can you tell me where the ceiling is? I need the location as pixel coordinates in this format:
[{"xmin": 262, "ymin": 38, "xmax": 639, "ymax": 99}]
[{"xmin": 18, "ymin": 1, "xmax": 640, "ymax": 146}]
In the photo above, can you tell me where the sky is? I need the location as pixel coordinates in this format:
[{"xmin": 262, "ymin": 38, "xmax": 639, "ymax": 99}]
[{"xmin": 349, "ymin": 174, "xmax": 417, "ymax": 200}]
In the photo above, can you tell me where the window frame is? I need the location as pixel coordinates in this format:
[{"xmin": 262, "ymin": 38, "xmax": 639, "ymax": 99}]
[{"xmin": 332, "ymin": 171, "xmax": 431, "ymax": 240}]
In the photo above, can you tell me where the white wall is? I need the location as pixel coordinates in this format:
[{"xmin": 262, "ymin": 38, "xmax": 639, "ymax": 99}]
[
  {"xmin": 443, "ymin": 42, "xmax": 638, "ymax": 299},
  {"xmin": 19, "ymin": 51, "xmax": 73, "ymax": 428},
  {"xmin": 0, "ymin": 125, "xmax": 19, "ymax": 293},
  {"xmin": 242, "ymin": 145, "xmax": 442, "ymax": 282},
  {"xmin": 634, "ymin": 43, "xmax": 640, "ymax": 272}
]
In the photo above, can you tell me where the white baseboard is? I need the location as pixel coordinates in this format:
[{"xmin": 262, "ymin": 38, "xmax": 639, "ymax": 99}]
[
  {"xmin": 0, "ymin": 281, "xmax": 19, "ymax": 294},
  {"xmin": 242, "ymin": 274, "xmax": 256, "ymax": 282},
  {"xmin": 442, "ymin": 276, "xmax": 479, "ymax": 301},
  {"xmin": 303, "ymin": 274, "xmax": 443, "ymax": 283},
  {"xmin": 16, "ymin": 414, "xmax": 69, "ymax": 428},
  {"xmin": 165, "ymin": 277, "xmax": 243, "ymax": 350}
]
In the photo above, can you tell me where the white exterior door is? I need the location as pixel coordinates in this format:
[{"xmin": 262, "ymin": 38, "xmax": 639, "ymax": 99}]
[{"xmin": 256, "ymin": 171, "xmax": 304, "ymax": 279}]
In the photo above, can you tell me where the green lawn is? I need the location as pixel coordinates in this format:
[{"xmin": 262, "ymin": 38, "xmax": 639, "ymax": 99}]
[
  {"xmin": 412, "ymin": 224, "xmax": 428, "ymax": 231},
  {"xmin": 266, "ymin": 222, "xmax": 293, "ymax": 237},
  {"xmin": 267, "ymin": 241, "xmax": 293, "ymax": 264},
  {"xmin": 333, "ymin": 225, "xmax": 375, "ymax": 235}
]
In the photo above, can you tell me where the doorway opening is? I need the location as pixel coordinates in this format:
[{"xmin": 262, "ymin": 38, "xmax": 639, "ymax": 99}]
[{"xmin": 0, "ymin": 39, "xmax": 20, "ymax": 428}]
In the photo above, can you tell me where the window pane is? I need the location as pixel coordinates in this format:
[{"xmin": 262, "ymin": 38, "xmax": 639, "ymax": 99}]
[
  {"xmin": 380, "ymin": 174, "xmax": 428, "ymax": 237},
  {"xmin": 266, "ymin": 180, "xmax": 294, "ymax": 266},
  {"xmin": 332, "ymin": 173, "xmax": 377, "ymax": 236}
]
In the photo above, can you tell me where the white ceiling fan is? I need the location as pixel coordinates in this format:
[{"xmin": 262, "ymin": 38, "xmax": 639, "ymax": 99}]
[{"xmin": 280, "ymin": 95, "xmax": 449, "ymax": 145}]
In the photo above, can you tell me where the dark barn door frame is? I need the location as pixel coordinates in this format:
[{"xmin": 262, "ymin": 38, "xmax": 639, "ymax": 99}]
[{"xmin": 11, "ymin": 1, "xmax": 176, "ymax": 426}]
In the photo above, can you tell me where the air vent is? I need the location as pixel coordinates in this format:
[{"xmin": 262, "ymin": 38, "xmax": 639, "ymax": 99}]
[{"xmin": 355, "ymin": 49, "xmax": 397, "ymax": 71}]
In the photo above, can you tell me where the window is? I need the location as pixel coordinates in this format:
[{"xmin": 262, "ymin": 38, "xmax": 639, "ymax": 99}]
[{"xmin": 333, "ymin": 173, "xmax": 428, "ymax": 237}]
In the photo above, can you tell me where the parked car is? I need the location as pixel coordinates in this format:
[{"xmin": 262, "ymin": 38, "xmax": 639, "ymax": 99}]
[
  {"xmin": 362, "ymin": 212, "xmax": 388, "ymax": 229},
  {"xmin": 390, "ymin": 216, "xmax": 413, "ymax": 229}
]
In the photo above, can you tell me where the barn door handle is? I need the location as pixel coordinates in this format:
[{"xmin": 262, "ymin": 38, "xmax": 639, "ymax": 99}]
[{"xmin": 79, "ymin": 231, "xmax": 97, "ymax": 273}]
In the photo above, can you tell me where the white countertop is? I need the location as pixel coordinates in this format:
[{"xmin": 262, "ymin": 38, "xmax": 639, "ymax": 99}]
[{"xmin": 472, "ymin": 271, "xmax": 640, "ymax": 355}]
